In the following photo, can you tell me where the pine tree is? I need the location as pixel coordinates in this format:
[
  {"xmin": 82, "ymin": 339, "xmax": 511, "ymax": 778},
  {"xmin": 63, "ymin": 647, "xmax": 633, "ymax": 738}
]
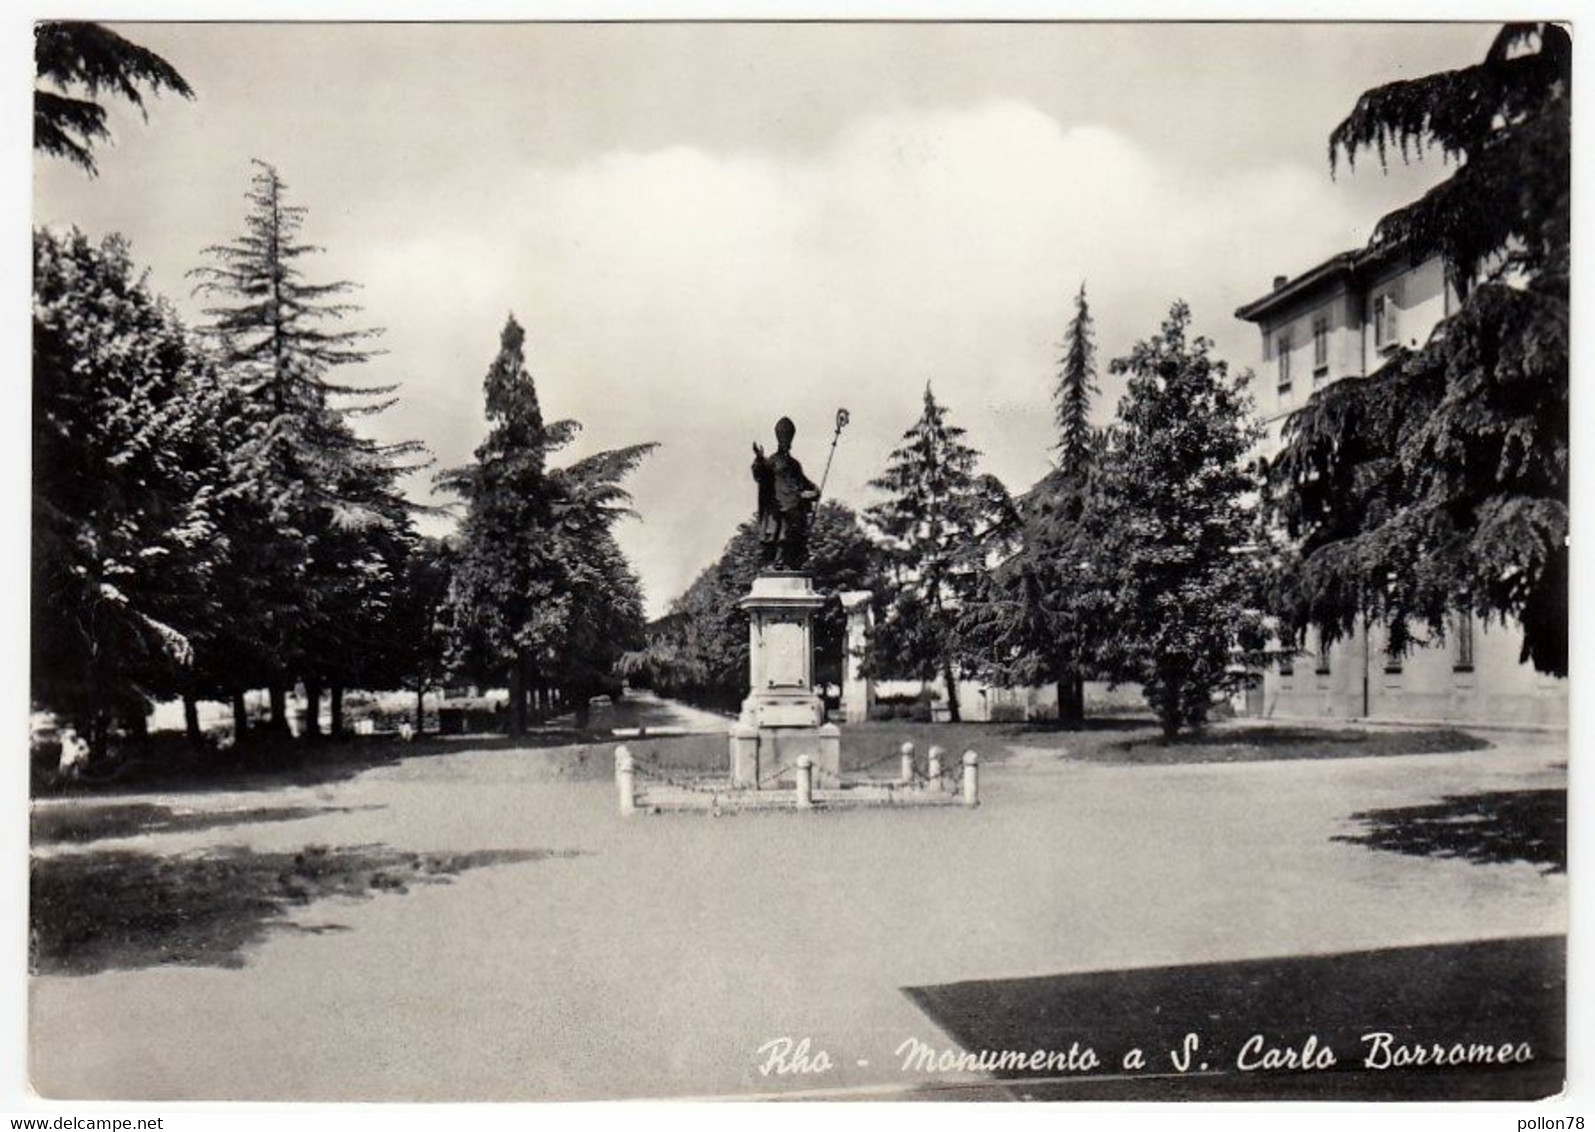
[
  {"xmin": 190, "ymin": 160, "xmax": 424, "ymax": 733},
  {"xmin": 865, "ymin": 386, "xmax": 1016, "ymax": 721},
  {"xmin": 1090, "ymin": 301, "xmax": 1267, "ymax": 739},
  {"xmin": 34, "ymin": 21, "xmax": 193, "ymax": 175},
  {"xmin": 1271, "ymin": 23, "xmax": 1569, "ymax": 674},
  {"xmin": 192, "ymin": 162, "xmax": 376, "ymax": 381},
  {"xmin": 439, "ymin": 315, "xmax": 654, "ymax": 734}
]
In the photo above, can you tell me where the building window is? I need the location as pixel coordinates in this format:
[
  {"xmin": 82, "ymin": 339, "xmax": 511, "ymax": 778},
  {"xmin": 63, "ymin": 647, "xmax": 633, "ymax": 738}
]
[
  {"xmin": 1383, "ymin": 649, "xmax": 1404, "ymax": 676},
  {"xmin": 1312, "ymin": 315, "xmax": 1330, "ymax": 383},
  {"xmin": 1315, "ymin": 632, "xmax": 1331, "ymax": 675},
  {"xmin": 1276, "ymin": 331, "xmax": 1292, "ymax": 397},
  {"xmin": 1373, "ymin": 289, "xmax": 1400, "ymax": 352},
  {"xmin": 1279, "ymin": 654, "xmax": 1294, "ymax": 679},
  {"xmin": 1454, "ymin": 611, "xmax": 1475, "ymax": 672}
]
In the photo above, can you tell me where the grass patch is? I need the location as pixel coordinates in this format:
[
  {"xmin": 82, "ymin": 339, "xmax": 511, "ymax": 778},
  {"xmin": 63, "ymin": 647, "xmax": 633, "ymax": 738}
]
[
  {"xmin": 30, "ymin": 843, "xmax": 582, "ymax": 976},
  {"xmin": 840, "ymin": 720, "xmax": 1488, "ymax": 767},
  {"xmin": 34, "ymin": 728, "xmax": 605, "ymax": 799},
  {"xmin": 30, "ymin": 803, "xmax": 375, "ymax": 846},
  {"xmin": 1081, "ymin": 725, "xmax": 1492, "ymax": 765}
]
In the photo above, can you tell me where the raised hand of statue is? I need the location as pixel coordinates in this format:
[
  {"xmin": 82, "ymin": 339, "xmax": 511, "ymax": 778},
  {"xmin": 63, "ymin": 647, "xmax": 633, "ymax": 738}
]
[{"xmin": 752, "ymin": 442, "xmax": 766, "ymax": 461}]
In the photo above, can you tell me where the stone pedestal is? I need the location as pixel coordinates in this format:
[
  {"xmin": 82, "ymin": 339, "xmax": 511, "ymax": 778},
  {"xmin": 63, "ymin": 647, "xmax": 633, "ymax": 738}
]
[{"xmin": 728, "ymin": 571, "xmax": 841, "ymax": 789}]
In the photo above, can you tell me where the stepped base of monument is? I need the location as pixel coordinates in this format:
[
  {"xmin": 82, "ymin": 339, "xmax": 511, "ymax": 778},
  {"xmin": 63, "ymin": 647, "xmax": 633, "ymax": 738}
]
[{"xmin": 728, "ymin": 721, "xmax": 841, "ymax": 789}]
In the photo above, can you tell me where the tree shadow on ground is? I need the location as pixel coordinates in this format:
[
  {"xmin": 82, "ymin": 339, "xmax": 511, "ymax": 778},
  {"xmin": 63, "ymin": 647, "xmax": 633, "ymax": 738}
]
[
  {"xmin": 1335, "ymin": 789, "xmax": 1565, "ymax": 874},
  {"xmin": 30, "ymin": 842, "xmax": 586, "ymax": 976},
  {"xmin": 30, "ymin": 802, "xmax": 383, "ymax": 846},
  {"xmin": 901, "ymin": 936, "xmax": 1564, "ymax": 1101}
]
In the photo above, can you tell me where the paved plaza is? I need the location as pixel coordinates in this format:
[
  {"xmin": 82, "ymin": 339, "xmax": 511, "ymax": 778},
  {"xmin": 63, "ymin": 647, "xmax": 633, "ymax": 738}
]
[{"xmin": 29, "ymin": 703, "xmax": 1567, "ymax": 1101}]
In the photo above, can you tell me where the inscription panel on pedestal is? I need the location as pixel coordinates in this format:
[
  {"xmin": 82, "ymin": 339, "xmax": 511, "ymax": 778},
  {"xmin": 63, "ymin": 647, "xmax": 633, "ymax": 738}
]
[
  {"xmin": 757, "ymin": 700, "xmax": 822, "ymax": 727},
  {"xmin": 762, "ymin": 616, "xmax": 810, "ymax": 689}
]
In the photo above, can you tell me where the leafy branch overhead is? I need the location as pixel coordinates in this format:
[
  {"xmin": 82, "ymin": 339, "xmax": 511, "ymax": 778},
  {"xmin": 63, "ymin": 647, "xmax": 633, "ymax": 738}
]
[
  {"xmin": 1272, "ymin": 22, "xmax": 1568, "ymax": 676},
  {"xmin": 1331, "ymin": 23, "xmax": 1569, "ymax": 289},
  {"xmin": 34, "ymin": 21, "xmax": 193, "ymax": 175}
]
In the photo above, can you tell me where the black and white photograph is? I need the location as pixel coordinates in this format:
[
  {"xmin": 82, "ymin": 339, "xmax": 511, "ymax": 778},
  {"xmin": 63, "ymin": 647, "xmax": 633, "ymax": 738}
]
[{"xmin": 14, "ymin": 8, "xmax": 1582, "ymax": 1117}]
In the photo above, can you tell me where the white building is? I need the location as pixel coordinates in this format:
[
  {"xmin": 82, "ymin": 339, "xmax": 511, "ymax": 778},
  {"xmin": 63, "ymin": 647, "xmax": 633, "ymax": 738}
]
[{"xmin": 1235, "ymin": 248, "xmax": 1565, "ymax": 727}]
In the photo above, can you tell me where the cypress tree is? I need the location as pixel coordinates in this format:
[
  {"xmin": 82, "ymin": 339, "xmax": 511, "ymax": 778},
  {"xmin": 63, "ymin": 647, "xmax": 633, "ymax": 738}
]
[
  {"xmin": 439, "ymin": 315, "xmax": 653, "ymax": 734},
  {"xmin": 1053, "ymin": 282, "xmax": 1099, "ymax": 477}
]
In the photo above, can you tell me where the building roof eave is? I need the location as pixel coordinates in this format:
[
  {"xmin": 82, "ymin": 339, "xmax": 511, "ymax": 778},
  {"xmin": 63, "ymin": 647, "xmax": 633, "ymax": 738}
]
[
  {"xmin": 1234, "ymin": 241, "xmax": 1417, "ymax": 324},
  {"xmin": 1234, "ymin": 252, "xmax": 1358, "ymax": 323}
]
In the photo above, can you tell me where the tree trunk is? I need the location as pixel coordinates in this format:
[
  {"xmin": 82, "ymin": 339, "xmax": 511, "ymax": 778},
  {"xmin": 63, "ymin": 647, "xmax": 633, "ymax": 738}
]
[
  {"xmin": 183, "ymin": 693, "xmax": 202, "ymax": 745},
  {"xmin": 330, "ymin": 684, "xmax": 344, "ymax": 738},
  {"xmin": 232, "ymin": 691, "xmax": 249, "ymax": 742},
  {"xmin": 509, "ymin": 656, "xmax": 527, "ymax": 737},
  {"xmin": 941, "ymin": 657, "xmax": 961, "ymax": 723},
  {"xmin": 268, "ymin": 683, "xmax": 288, "ymax": 735},
  {"xmin": 87, "ymin": 711, "xmax": 108, "ymax": 765},
  {"xmin": 1057, "ymin": 672, "xmax": 1085, "ymax": 727},
  {"xmin": 1157, "ymin": 665, "xmax": 1181, "ymax": 741},
  {"xmin": 573, "ymin": 690, "xmax": 591, "ymax": 731},
  {"xmin": 415, "ymin": 684, "xmax": 426, "ymax": 735},
  {"xmin": 304, "ymin": 678, "xmax": 323, "ymax": 738},
  {"xmin": 125, "ymin": 705, "xmax": 149, "ymax": 743}
]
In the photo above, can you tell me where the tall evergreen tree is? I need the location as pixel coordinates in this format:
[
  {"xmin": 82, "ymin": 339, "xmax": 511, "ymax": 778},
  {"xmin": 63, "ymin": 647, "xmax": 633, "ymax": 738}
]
[
  {"xmin": 1270, "ymin": 23, "xmax": 1569, "ymax": 674},
  {"xmin": 190, "ymin": 160, "xmax": 390, "ymax": 416},
  {"xmin": 190, "ymin": 160, "xmax": 424, "ymax": 732},
  {"xmin": 1089, "ymin": 302, "xmax": 1267, "ymax": 739},
  {"xmin": 865, "ymin": 386, "xmax": 1016, "ymax": 721},
  {"xmin": 964, "ymin": 282, "xmax": 1102, "ymax": 725},
  {"xmin": 439, "ymin": 315, "xmax": 653, "ymax": 734},
  {"xmin": 1053, "ymin": 282, "xmax": 1099, "ymax": 474},
  {"xmin": 34, "ymin": 21, "xmax": 193, "ymax": 175}
]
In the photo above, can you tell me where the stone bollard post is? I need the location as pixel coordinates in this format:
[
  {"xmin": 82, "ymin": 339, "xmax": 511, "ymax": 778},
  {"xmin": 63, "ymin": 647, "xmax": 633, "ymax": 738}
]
[
  {"xmin": 615, "ymin": 746, "xmax": 636, "ymax": 815},
  {"xmin": 962, "ymin": 750, "xmax": 979, "ymax": 808},
  {"xmin": 795, "ymin": 754, "xmax": 814, "ymax": 810},
  {"xmin": 927, "ymin": 745, "xmax": 944, "ymax": 791},
  {"xmin": 899, "ymin": 741, "xmax": 916, "ymax": 785}
]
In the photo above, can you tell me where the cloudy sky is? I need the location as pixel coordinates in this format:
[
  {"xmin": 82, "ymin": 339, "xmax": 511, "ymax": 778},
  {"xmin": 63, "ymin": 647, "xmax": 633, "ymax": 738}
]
[{"xmin": 34, "ymin": 21, "xmax": 1491, "ymax": 616}]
